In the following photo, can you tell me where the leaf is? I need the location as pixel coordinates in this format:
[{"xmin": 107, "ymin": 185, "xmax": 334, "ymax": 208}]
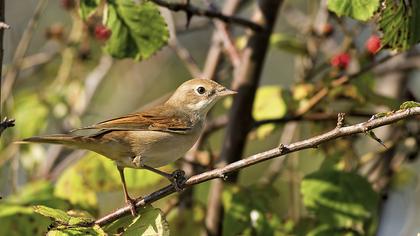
[
  {"xmin": 378, "ymin": 0, "xmax": 420, "ymax": 50},
  {"xmin": 327, "ymin": 0, "xmax": 380, "ymax": 21},
  {"xmin": 79, "ymin": 0, "xmax": 100, "ymax": 20},
  {"xmin": 252, "ymin": 86, "xmax": 287, "ymax": 139},
  {"xmin": 301, "ymin": 170, "xmax": 379, "ymax": 235},
  {"xmin": 33, "ymin": 206, "xmax": 94, "ymax": 226},
  {"xmin": 103, "ymin": 205, "xmax": 170, "ymax": 235},
  {"xmin": 270, "ymin": 33, "xmax": 307, "ymax": 55},
  {"xmin": 400, "ymin": 100, "xmax": 420, "ymax": 109},
  {"xmin": 34, "ymin": 206, "xmax": 104, "ymax": 235},
  {"xmin": 33, "ymin": 206, "xmax": 71, "ymax": 224},
  {"xmin": 222, "ymin": 185, "xmax": 283, "ymax": 236},
  {"xmin": 104, "ymin": 0, "xmax": 169, "ymax": 60}
]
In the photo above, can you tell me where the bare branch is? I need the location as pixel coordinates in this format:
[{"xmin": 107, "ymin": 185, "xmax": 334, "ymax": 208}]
[
  {"xmin": 91, "ymin": 107, "xmax": 420, "ymax": 226},
  {"xmin": 149, "ymin": 0, "xmax": 263, "ymax": 31}
]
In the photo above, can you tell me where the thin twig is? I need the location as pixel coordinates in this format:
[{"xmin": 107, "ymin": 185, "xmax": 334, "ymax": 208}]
[
  {"xmin": 149, "ymin": 0, "xmax": 263, "ymax": 31},
  {"xmin": 92, "ymin": 106, "xmax": 420, "ymax": 226},
  {"xmin": 1, "ymin": 0, "xmax": 48, "ymax": 106},
  {"xmin": 0, "ymin": 0, "xmax": 7, "ymax": 120},
  {"xmin": 163, "ymin": 8, "xmax": 202, "ymax": 77}
]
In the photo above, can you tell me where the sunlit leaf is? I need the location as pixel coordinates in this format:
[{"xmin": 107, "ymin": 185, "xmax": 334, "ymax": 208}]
[
  {"xmin": 103, "ymin": 205, "xmax": 169, "ymax": 235},
  {"xmin": 327, "ymin": 0, "xmax": 380, "ymax": 21},
  {"xmin": 252, "ymin": 86, "xmax": 287, "ymax": 139},
  {"xmin": 104, "ymin": 0, "xmax": 169, "ymax": 60},
  {"xmin": 301, "ymin": 170, "xmax": 378, "ymax": 235},
  {"xmin": 33, "ymin": 206, "xmax": 71, "ymax": 224},
  {"xmin": 378, "ymin": 0, "xmax": 420, "ymax": 50}
]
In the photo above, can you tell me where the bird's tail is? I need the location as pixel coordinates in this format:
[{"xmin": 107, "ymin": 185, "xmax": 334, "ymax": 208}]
[{"xmin": 16, "ymin": 134, "xmax": 88, "ymax": 148}]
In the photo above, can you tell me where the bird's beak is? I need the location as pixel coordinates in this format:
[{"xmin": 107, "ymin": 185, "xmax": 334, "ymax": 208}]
[{"xmin": 216, "ymin": 87, "xmax": 237, "ymax": 97}]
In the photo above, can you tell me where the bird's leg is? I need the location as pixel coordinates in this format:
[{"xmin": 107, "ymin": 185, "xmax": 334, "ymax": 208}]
[
  {"xmin": 117, "ymin": 166, "xmax": 137, "ymax": 216},
  {"xmin": 142, "ymin": 165, "xmax": 187, "ymax": 191}
]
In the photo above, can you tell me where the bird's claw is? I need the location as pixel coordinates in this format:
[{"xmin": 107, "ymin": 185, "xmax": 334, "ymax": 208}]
[
  {"xmin": 170, "ymin": 169, "xmax": 186, "ymax": 191},
  {"xmin": 126, "ymin": 197, "xmax": 138, "ymax": 216}
]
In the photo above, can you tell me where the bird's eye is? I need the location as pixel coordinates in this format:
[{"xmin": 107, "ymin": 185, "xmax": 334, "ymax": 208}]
[{"xmin": 196, "ymin": 86, "xmax": 206, "ymax": 94}]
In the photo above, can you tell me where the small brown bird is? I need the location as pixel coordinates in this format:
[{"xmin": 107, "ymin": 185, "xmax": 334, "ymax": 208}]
[{"xmin": 19, "ymin": 78, "xmax": 236, "ymax": 215}]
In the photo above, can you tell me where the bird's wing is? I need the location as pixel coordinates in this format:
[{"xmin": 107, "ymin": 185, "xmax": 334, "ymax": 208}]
[{"xmin": 74, "ymin": 105, "xmax": 194, "ymax": 134}]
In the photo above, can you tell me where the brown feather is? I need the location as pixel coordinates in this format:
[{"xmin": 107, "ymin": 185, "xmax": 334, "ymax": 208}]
[{"xmin": 73, "ymin": 104, "xmax": 194, "ymax": 134}]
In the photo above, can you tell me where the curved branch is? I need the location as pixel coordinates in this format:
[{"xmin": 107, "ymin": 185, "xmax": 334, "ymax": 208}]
[
  {"xmin": 150, "ymin": 0, "xmax": 264, "ymax": 31},
  {"xmin": 93, "ymin": 106, "xmax": 420, "ymax": 226}
]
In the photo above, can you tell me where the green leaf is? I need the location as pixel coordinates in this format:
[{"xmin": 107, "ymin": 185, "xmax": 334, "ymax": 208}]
[
  {"xmin": 327, "ymin": 0, "xmax": 380, "ymax": 21},
  {"xmin": 33, "ymin": 206, "xmax": 71, "ymax": 224},
  {"xmin": 79, "ymin": 0, "xmax": 100, "ymax": 20},
  {"xmin": 301, "ymin": 170, "xmax": 378, "ymax": 235},
  {"xmin": 33, "ymin": 206, "xmax": 94, "ymax": 226},
  {"xmin": 222, "ymin": 185, "xmax": 283, "ymax": 236},
  {"xmin": 400, "ymin": 100, "xmax": 420, "ymax": 109},
  {"xmin": 103, "ymin": 205, "xmax": 169, "ymax": 235},
  {"xmin": 270, "ymin": 33, "xmax": 307, "ymax": 55},
  {"xmin": 252, "ymin": 86, "xmax": 287, "ymax": 139},
  {"xmin": 34, "ymin": 206, "xmax": 103, "ymax": 235},
  {"xmin": 378, "ymin": 0, "xmax": 420, "ymax": 50},
  {"xmin": 104, "ymin": 0, "xmax": 169, "ymax": 60}
]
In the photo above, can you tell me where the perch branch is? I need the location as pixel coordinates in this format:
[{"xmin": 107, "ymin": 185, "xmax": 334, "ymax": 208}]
[
  {"xmin": 92, "ymin": 106, "xmax": 420, "ymax": 226},
  {"xmin": 149, "ymin": 0, "xmax": 263, "ymax": 31}
]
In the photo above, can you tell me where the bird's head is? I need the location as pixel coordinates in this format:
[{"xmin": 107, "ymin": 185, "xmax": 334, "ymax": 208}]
[{"xmin": 166, "ymin": 78, "xmax": 236, "ymax": 115}]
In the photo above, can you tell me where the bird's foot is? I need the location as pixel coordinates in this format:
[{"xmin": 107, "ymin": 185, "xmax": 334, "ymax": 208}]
[
  {"xmin": 126, "ymin": 197, "xmax": 138, "ymax": 216},
  {"xmin": 170, "ymin": 169, "xmax": 187, "ymax": 192}
]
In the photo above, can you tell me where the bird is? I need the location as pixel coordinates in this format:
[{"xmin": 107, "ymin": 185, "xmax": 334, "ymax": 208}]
[{"xmin": 18, "ymin": 78, "xmax": 236, "ymax": 215}]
